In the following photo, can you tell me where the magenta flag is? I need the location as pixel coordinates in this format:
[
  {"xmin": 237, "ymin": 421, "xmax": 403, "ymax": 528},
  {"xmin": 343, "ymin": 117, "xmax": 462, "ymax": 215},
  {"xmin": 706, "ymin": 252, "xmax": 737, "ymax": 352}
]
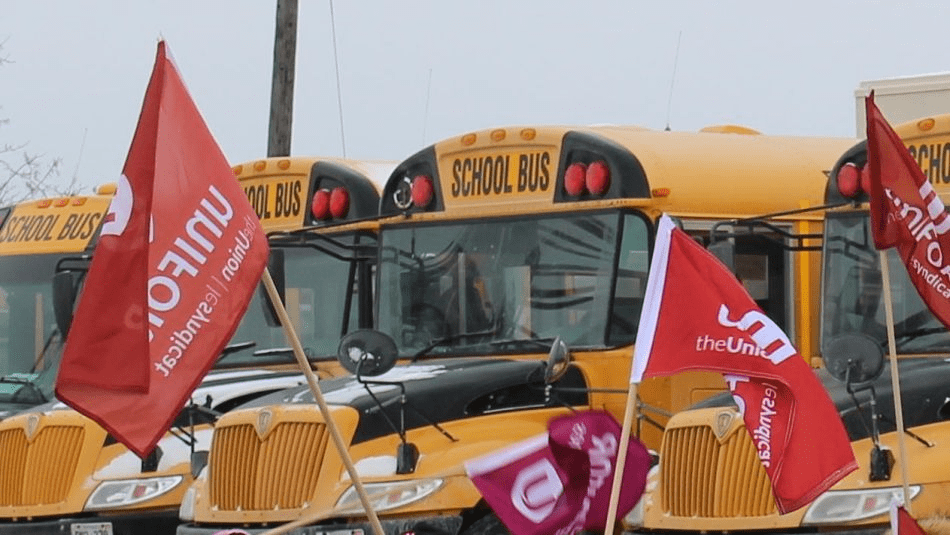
[{"xmin": 464, "ymin": 411, "xmax": 650, "ymax": 535}]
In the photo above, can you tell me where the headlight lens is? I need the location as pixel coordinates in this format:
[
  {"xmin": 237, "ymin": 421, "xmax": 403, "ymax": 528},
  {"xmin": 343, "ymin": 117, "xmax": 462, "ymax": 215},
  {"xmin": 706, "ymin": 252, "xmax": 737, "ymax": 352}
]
[
  {"xmin": 334, "ymin": 479, "xmax": 443, "ymax": 514},
  {"xmin": 802, "ymin": 485, "xmax": 920, "ymax": 524},
  {"xmin": 85, "ymin": 475, "xmax": 184, "ymax": 510}
]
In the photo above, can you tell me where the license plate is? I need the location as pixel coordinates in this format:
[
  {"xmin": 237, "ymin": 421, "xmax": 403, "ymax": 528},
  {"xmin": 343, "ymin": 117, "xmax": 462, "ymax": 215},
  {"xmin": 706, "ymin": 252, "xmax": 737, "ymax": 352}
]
[
  {"xmin": 301, "ymin": 528, "xmax": 364, "ymax": 535},
  {"xmin": 71, "ymin": 523, "xmax": 113, "ymax": 535}
]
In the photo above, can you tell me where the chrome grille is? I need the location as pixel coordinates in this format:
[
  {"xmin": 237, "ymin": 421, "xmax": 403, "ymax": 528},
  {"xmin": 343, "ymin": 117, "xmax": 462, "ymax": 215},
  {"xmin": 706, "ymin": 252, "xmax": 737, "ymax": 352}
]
[
  {"xmin": 210, "ymin": 422, "xmax": 329, "ymax": 511},
  {"xmin": 0, "ymin": 425, "xmax": 85, "ymax": 506},
  {"xmin": 661, "ymin": 424, "xmax": 776, "ymax": 517}
]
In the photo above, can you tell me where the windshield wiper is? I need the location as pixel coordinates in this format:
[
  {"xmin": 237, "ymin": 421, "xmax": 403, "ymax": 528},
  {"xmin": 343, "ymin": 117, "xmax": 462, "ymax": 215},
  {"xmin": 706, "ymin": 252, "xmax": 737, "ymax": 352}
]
[
  {"xmin": 487, "ymin": 337, "xmax": 556, "ymax": 351},
  {"xmin": 409, "ymin": 327, "xmax": 501, "ymax": 361},
  {"xmin": 894, "ymin": 327, "xmax": 949, "ymax": 350},
  {"xmin": 0, "ymin": 375, "xmax": 47, "ymax": 404},
  {"xmin": 252, "ymin": 346, "xmax": 332, "ymax": 361}
]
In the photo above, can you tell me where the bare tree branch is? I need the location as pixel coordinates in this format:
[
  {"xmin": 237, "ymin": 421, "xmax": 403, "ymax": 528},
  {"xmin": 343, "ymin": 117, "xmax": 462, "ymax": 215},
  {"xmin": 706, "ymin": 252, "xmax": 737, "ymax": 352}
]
[{"xmin": 0, "ymin": 39, "xmax": 78, "ymax": 205}]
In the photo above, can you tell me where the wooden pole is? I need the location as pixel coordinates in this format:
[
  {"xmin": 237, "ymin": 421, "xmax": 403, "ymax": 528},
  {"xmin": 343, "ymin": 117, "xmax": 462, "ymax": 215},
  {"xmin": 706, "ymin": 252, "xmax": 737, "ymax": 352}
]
[
  {"xmin": 267, "ymin": 0, "xmax": 297, "ymax": 157},
  {"xmin": 878, "ymin": 251, "xmax": 913, "ymax": 514},
  {"xmin": 261, "ymin": 269, "xmax": 385, "ymax": 535},
  {"xmin": 604, "ymin": 382, "xmax": 638, "ymax": 535}
]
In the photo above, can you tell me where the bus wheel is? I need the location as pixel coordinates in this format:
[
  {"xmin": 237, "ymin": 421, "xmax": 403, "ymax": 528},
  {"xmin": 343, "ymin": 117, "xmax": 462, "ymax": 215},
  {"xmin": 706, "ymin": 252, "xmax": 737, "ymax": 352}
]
[{"xmin": 461, "ymin": 513, "xmax": 510, "ymax": 535}]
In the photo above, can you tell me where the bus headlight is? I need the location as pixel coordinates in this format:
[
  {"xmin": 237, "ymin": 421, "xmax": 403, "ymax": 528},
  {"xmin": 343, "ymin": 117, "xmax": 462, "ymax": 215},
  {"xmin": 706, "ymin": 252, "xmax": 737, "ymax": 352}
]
[
  {"xmin": 802, "ymin": 486, "xmax": 920, "ymax": 524},
  {"xmin": 334, "ymin": 479, "xmax": 443, "ymax": 514},
  {"xmin": 84, "ymin": 475, "xmax": 184, "ymax": 510}
]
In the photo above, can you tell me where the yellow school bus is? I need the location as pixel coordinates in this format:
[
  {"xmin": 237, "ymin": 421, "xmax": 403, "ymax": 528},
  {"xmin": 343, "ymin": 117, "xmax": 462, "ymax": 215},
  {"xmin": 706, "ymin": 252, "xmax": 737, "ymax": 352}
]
[
  {"xmin": 0, "ymin": 156, "xmax": 393, "ymax": 535},
  {"xmin": 177, "ymin": 125, "xmax": 855, "ymax": 535},
  {"xmin": 0, "ymin": 187, "xmax": 113, "ymax": 417},
  {"xmin": 625, "ymin": 115, "xmax": 950, "ymax": 534}
]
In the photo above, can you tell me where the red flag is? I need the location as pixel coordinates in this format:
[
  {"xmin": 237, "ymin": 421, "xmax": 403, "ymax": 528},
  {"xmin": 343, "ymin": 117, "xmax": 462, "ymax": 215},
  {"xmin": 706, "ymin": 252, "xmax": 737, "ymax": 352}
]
[
  {"xmin": 890, "ymin": 501, "xmax": 927, "ymax": 535},
  {"xmin": 464, "ymin": 411, "xmax": 650, "ymax": 535},
  {"xmin": 630, "ymin": 215, "xmax": 857, "ymax": 514},
  {"xmin": 865, "ymin": 92, "xmax": 950, "ymax": 329},
  {"xmin": 55, "ymin": 41, "xmax": 269, "ymax": 457}
]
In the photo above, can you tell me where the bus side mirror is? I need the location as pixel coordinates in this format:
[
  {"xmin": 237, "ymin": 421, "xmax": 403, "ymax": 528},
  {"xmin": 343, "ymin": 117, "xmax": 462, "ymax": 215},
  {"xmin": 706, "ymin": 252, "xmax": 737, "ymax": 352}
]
[
  {"xmin": 708, "ymin": 240, "xmax": 735, "ymax": 273},
  {"xmin": 260, "ymin": 248, "xmax": 286, "ymax": 327},
  {"xmin": 52, "ymin": 271, "xmax": 79, "ymax": 337}
]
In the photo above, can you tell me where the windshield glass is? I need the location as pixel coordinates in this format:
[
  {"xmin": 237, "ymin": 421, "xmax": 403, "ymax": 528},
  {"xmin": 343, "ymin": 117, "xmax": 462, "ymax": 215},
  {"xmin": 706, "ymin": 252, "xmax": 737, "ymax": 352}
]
[
  {"xmin": 0, "ymin": 253, "xmax": 72, "ymax": 408},
  {"xmin": 822, "ymin": 211, "xmax": 950, "ymax": 353},
  {"xmin": 218, "ymin": 233, "xmax": 375, "ymax": 366},
  {"xmin": 0, "ymin": 233, "xmax": 375, "ymax": 409},
  {"xmin": 377, "ymin": 212, "xmax": 649, "ymax": 356}
]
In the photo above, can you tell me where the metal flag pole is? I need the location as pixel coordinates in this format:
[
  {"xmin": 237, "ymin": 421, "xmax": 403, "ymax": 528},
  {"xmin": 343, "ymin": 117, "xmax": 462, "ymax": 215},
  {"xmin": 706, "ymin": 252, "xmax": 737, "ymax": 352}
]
[
  {"xmin": 604, "ymin": 381, "xmax": 639, "ymax": 535},
  {"xmin": 878, "ymin": 250, "xmax": 913, "ymax": 514},
  {"xmin": 261, "ymin": 268, "xmax": 385, "ymax": 535}
]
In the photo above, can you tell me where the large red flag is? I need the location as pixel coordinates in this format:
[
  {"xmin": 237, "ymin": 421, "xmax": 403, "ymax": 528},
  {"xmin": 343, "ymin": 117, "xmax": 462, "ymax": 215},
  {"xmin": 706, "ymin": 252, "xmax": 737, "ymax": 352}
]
[
  {"xmin": 55, "ymin": 41, "xmax": 269, "ymax": 457},
  {"xmin": 464, "ymin": 411, "xmax": 650, "ymax": 535},
  {"xmin": 865, "ymin": 92, "xmax": 950, "ymax": 329},
  {"xmin": 630, "ymin": 215, "xmax": 857, "ymax": 514}
]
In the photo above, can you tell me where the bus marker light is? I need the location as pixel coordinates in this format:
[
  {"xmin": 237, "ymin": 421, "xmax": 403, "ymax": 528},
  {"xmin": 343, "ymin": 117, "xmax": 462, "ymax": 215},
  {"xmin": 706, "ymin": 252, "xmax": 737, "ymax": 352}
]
[
  {"xmin": 490, "ymin": 129, "xmax": 506, "ymax": 142},
  {"xmin": 253, "ymin": 160, "xmax": 267, "ymax": 171},
  {"xmin": 586, "ymin": 160, "xmax": 610, "ymax": 195},
  {"xmin": 311, "ymin": 188, "xmax": 332, "ymax": 220},
  {"xmin": 277, "ymin": 159, "xmax": 291, "ymax": 170},
  {"xmin": 411, "ymin": 175, "xmax": 434, "ymax": 208},
  {"xmin": 651, "ymin": 188, "xmax": 671, "ymax": 198},
  {"xmin": 859, "ymin": 165, "xmax": 870, "ymax": 195},
  {"xmin": 329, "ymin": 187, "xmax": 350, "ymax": 219},
  {"xmin": 564, "ymin": 163, "xmax": 587, "ymax": 196},
  {"xmin": 836, "ymin": 163, "xmax": 860, "ymax": 198}
]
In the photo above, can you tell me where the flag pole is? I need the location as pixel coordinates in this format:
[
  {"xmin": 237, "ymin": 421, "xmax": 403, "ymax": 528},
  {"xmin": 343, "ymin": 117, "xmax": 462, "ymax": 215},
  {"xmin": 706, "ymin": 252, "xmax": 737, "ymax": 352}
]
[
  {"xmin": 261, "ymin": 269, "xmax": 385, "ymax": 535},
  {"xmin": 878, "ymin": 251, "xmax": 913, "ymax": 514},
  {"xmin": 604, "ymin": 381, "xmax": 638, "ymax": 535}
]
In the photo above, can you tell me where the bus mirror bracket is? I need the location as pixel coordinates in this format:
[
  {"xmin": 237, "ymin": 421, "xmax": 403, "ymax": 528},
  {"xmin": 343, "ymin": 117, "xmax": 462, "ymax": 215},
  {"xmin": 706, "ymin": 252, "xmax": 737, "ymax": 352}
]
[
  {"xmin": 260, "ymin": 248, "xmax": 286, "ymax": 328},
  {"xmin": 707, "ymin": 240, "xmax": 735, "ymax": 273},
  {"xmin": 52, "ymin": 271, "xmax": 79, "ymax": 337}
]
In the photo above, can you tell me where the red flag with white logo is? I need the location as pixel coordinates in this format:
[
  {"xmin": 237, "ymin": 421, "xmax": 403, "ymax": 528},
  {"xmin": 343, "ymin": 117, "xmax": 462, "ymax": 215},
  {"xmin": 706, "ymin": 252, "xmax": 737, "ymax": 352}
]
[
  {"xmin": 630, "ymin": 215, "xmax": 857, "ymax": 514},
  {"xmin": 865, "ymin": 92, "xmax": 950, "ymax": 329},
  {"xmin": 55, "ymin": 41, "xmax": 269, "ymax": 457},
  {"xmin": 464, "ymin": 411, "xmax": 650, "ymax": 535}
]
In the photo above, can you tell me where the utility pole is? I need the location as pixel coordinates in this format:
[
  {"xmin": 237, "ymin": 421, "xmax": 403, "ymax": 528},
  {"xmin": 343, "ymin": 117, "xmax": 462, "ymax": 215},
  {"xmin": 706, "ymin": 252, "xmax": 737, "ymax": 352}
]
[{"xmin": 268, "ymin": 0, "xmax": 298, "ymax": 157}]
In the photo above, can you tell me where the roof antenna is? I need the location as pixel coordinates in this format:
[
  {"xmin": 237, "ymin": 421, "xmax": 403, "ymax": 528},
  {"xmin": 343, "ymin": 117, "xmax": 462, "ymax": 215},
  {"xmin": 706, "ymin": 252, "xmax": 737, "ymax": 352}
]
[
  {"xmin": 422, "ymin": 68, "xmax": 433, "ymax": 145},
  {"xmin": 664, "ymin": 31, "xmax": 682, "ymax": 132},
  {"xmin": 329, "ymin": 0, "xmax": 347, "ymax": 157}
]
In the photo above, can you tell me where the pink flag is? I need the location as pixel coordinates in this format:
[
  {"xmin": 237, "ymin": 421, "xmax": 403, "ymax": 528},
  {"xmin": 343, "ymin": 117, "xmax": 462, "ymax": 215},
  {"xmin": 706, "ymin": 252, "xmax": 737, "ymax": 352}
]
[
  {"xmin": 464, "ymin": 410, "xmax": 650, "ymax": 535},
  {"xmin": 630, "ymin": 215, "xmax": 857, "ymax": 514},
  {"xmin": 865, "ymin": 92, "xmax": 950, "ymax": 329},
  {"xmin": 55, "ymin": 41, "xmax": 269, "ymax": 457}
]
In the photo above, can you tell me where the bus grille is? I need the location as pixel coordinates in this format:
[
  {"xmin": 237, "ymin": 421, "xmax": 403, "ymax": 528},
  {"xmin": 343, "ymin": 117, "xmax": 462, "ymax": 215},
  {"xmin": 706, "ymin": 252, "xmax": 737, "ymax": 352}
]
[
  {"xmin": 210, "ymin": 422, "xmax": 329, "ymax": 511},
  {"xmin": 0, "ymin": 425, "xmax": 85, "ymax": 506},
  {"xmin": 660, "ymin": 425, "xmax": 776, "ymax": 517}
]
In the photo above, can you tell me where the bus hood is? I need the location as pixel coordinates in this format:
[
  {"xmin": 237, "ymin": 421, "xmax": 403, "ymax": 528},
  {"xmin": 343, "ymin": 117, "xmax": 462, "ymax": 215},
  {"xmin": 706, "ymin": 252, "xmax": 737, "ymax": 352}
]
[
  {"xmin": 236, "ymin": 358, "xmax": 587, "ymax": 444},
  {"xmin": 690, "ymin": 357, "xmax": 950, "ymax": 441}
]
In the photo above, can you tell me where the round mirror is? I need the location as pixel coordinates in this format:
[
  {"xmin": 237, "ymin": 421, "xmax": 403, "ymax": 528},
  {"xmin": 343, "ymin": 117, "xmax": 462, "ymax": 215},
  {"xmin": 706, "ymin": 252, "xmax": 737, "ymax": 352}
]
[
  {"xmin": 822, "ymin": 333, "xmax": 885, "ymax": 387},
  {"xmin": 337, "ymin": 329, "xmax": 399, "ymax": 377},
  {"xmin": 544, "ymin": 336, "xmax": 571, "ymax": 384}
]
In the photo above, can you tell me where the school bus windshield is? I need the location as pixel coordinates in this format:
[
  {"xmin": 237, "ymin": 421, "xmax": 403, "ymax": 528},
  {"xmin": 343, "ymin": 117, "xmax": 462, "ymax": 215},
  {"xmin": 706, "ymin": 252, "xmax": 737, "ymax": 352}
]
[
  {"xmin": 0, "ymin": 252, "xmax": 72, "ymax": 406},
  {"xmin": 217, "ymin": 233, "xmax": 374, "ymax": 367},
  {"xmin": 377, "ymin": 211, "xmax": 649, "ymax": 356},
  {"xmin": 822, "ymin": 210, "xmax": 950, "ymax": 353}
]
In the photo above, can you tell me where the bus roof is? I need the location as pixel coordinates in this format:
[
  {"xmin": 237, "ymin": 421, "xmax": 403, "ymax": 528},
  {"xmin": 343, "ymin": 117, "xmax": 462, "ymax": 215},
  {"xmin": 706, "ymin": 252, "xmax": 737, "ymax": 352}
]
[
  {"xmin": 827, "ymin": 112, "xmax": 950, "ymax": 204},
  {"xmin": 381, "ymin": 124, "xmax": 855, "ymax": 221},
  {"xmin": 234, "ymin": 156, "xmax": 395, "ymax": 232},
  {"xmin": 0, "ymin": 190, "xmax": 114, "ymax": 255}
]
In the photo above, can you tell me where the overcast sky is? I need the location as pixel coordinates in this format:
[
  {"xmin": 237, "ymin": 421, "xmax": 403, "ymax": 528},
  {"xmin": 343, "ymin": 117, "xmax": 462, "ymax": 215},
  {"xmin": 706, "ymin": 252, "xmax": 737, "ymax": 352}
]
[{"xmin": 2, "ymin": 1, "xmax": 949, "ymax": 194}]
